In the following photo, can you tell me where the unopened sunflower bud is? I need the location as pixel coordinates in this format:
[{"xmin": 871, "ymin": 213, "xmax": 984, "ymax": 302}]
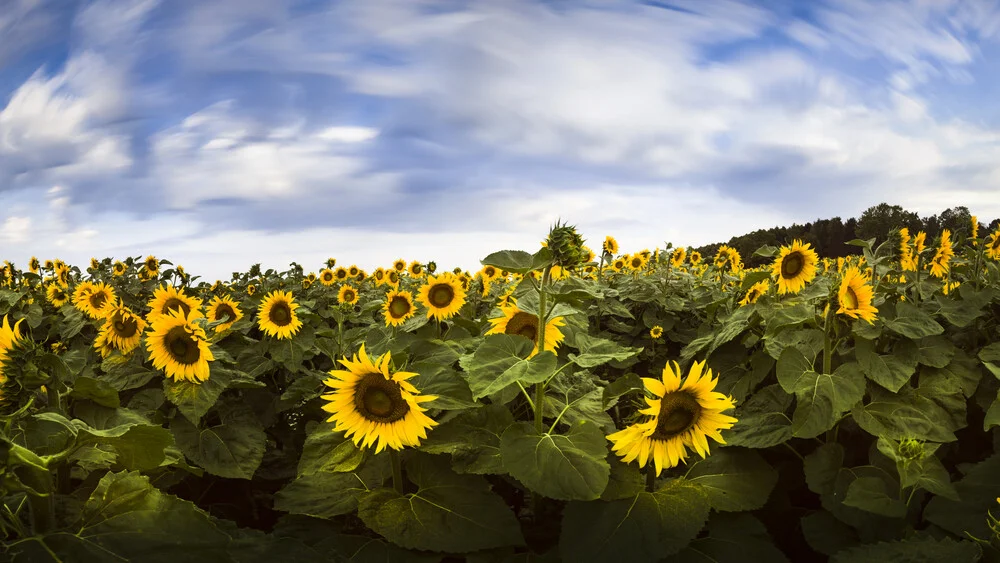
[
  {"xmin": 546, "ymin": 221, "xmax": 586, "ymax": 269},
  {"xmin": 898, "ymin": 438, "xmax": 925, "ymax": 462}
]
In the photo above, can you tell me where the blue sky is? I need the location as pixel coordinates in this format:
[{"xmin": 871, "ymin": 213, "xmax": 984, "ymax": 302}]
[{"xmin": 3, "ymin": 0, "xmax": 1000, "ymax": 279}]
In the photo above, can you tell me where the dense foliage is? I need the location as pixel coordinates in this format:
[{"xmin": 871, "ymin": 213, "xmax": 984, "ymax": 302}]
[{"xmin": 0, "ymin": 220, "xmax": 999, "ymax": 562}]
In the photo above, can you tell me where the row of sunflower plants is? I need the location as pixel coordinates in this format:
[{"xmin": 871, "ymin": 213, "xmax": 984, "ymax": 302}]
[{"xmin": 0, "ymin": 219, "xmax": 998, "ymax": 561}]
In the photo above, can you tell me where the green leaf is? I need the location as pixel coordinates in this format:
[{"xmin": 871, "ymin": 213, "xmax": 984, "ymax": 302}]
[
  {"xmin": 664, "ymin": 512, "xmax": 791, "ymax": 563},
  {"xmin": 460, "ymin": 335, "xmax": 556, "ymax": 400},
  {"xmin": 602, "ymin": 372, "xmax": 643, "ymax": 409},
  {"xmin": 568, "ymin": 333, "xmax": 642, "ymax": 368},
  {"xmin": 73, "ymin": 422, "xmax": 175, "ymax": 471},
  {"xmin": 925, "ymin": 454, "xmax": 1000, "ymax": 539},
  {"xmin": 357, "ymin": 454, "xmax": 524, "ymax": 553},
  {"xmin": 920, "ymin": 351, "xmax": 982, "ymax": 398},
  {"xmin": 297, "ymin": 422, "xmax": 365, "ymax": 476},
  {"xmin": 853, "ymin": 386, "xmax": 962, "ymax": 443},
  {"xmin": 102, "ymin": 361, "xmax": 159, "ymax": 391},
  {"xmin": 842, "ymin": 476, "xmax": 907, "ymax": 518},
  {"xmin": 409, "ymin": 360, "xmax": 478, "ymax": 410},
  {"xmin": 740, "ymin": 270, "xmax": 772, "ymax": 291},
  {"xmin": 855, "ymin": 338, "xmax": 915, "ymax": 392},
  {"xmin": 544, "ymin": 369, "xmax": 615, "ymax": 433},
  {"xmin": 775, "ymin": 347, "xmax": 812, "ymax": 393},
  {"xmin": 685, "ymin": 449, "xmax": 778, "ymax": 511},
  {"xmin": 163, "ymin": 367, "xmax": 232, "ymax": 424},
  {"xmin": 559, "ymin": 478, "xmax": 711, "ymax": 563},
  {"xmin": 830, "ymin": 536, "xmax": 981, "ymax": 563},
  {"xmin": 914, "ymin": 335, "xmax": 957, "ymax": 368},
  {"xmin": 500, "ymin": 421, "xmax": 610, "ymax": 501},
  {"xmin": 419, "ymin": 404, "xmax": 514, "ymax": 475},
  {"xmin": 600, "ymin": 457, "xmax": 645, "ymax": 501},
  {"xmin": 883, "ymin": 302, "xmax": 944, "ymax": 339},
  {"xmin": 803, "ymin": 443, "xmax": 844, "ymax": 496},
  {"xmin": 764, "ymin": 328, "xmax": 825, "ymax": 361},
  {"xmin": 171, "ymin": 399, "xmax": 265, "ymax": 479},
  {"xmin": 934, "ymin": 291, "xmax": 988, "ymax": 327},
  {"xmin": 723, "ymin": 384, "xmax": 793, "ymax": 449},
  {"xmin": 70, "ymin": 375, "xmax": 121, "ymax": 407},
  {"xmin": 481, "ymin": 248, "xmax": 552, "ymax": 274},
  {"xmin": 875, "ymin": 438, "xmax": 958, "ymax": 501},
  {"xmin": 785, "ymin": 362, "xmax": 866, "ymax": 439},
  {"xmin": 275, "ymin": 457, "xmax": 389, "ymax": 519},
  {"xmin": 801, "ymin": 511, "xmax": 859, "ymax": 556}
]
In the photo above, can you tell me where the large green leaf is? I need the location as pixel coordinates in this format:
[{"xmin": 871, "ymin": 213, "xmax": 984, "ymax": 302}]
[
  {"xmin": 925, "ymin": 453, "xmax": 1000, "ymax": 539},
  {"xmin": 723, "ymin": 384, "xmax": 793, "ymax": 448},
  {"xmin": 875, "ymin": 438, "xmax": 958, "ymax": 501},
  {"xmin": 559, "ymin": 478, "xmax": 711, "ymax": 563},
  {"xmin": 500, "ymin": 421, "xmax": 610, "ymax": 501},
  {"xmin": 855, "ymin": 338, "xmax": 915, "ymax": 392},
  {"xmin": 913, "ymin": 335, "xmax": 957, "ymax": 368},
  {"xmin": 803, "ymin": 443, "xmax": 845, "ymax": 496},
  {"xmin": 780, "ymin": 361, "xmax": 866, "ymax": 439},
  {"xmin": 684, "ymin": 449, "xmax": 778, "ymax": 511},
  {"xmin": 544, "ymin": 369, "xmax": 615, "ymax": 432},
  {"xmin": 460, "ymin": 335, "xmax": 556, "ymax": 400},
  {"xmin": 163, "ymin": 367, "xmax": 232, "ymax": 424},
  {"xmin": 830, "ymin": 535, "xmax": 981, "ymax": 563},
  {"xmin": 568, "ymin": 333, "xmax": 642, "ymax": 368},
  {"xmin": 419, "ymin": 403, "xmax": 514, "ymax": 475},
  {"xmin": 842, "ymin": 476, "xmax": 907, "ymax": 518},
  {"xmin": 883, "ymin": 302, "xmax": 944, "ymax": 339},
  {"xmin": 357, "ymin": 454, "xmax": 524, "ymax": 553},
  {"xmin": 171, "ymin": 399, "xmax": 266, "ymax": 479},
  {"xmin": 853, "ymin": 386, "xmax": 963, "ymax": 443},
  {"xmin": 72, "ymin": 421, "xmax": 175, "ymax": 471},
  {"xmin": 297, "ymin": 422, "xmax": 365, "ymax": 476},
  {"xmin": 664, "ymin": 512, "xmax": 791, "ymax": 563},
  {"xmin": 480, "ymin": 248, "xmax": 552, "ymax": 274},
  {"xmin": 275, "ymin": 457, "xmax": 389, "ymax": 519}
]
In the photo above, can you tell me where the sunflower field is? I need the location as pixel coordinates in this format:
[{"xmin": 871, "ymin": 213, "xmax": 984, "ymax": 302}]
[{"xmin": 1, "ymin": 220, "xmax": 1000, "ymax": 562}]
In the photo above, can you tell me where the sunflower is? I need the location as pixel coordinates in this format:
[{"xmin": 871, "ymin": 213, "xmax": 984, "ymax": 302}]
[
  {"xmin": 714, "ymin": 246, "xmax": 742, "ymax": 272},
  {"xmin": 207, "ymin": 295, "xmax": 243, "ymax": 332},
  {"xmin": 334, "ymin": 267, "xmax": 349, "ymax": 282},
  {"xmin": 583, "ymin": 246, "xmax": 596, "ymax": 263},
  {"xmin": 144, "ymin": 255, "xmax": 159, "ymax": 277},
  {"xmin": 385, "ymin": 270, "xmax": 401, "ymax": 289},
  {"xmin": 257, "ymin": 290, "xmax": 303, "ymax": 339},
  {"xmin": 0, "ymin": 316, "xmax": 25, "ymax": 401},
  {"xmin": 771, "ymin": 240, "xmax": 818, "ymax": 295},
  {"xmin": 739, "ymin": 280, "xmax": 769, "ymax": 306},
  {"xmin": 302, "ymin": 278, "xmax": 313, "ymax": 289},
  {"xmin": 354, "ymin": 269, "xmax": 367, "ymax": 283},
  {"xmin": 836, "ymin": 267, "xmax": 878, "ymax": 324},
  {"xmin": 373, "ymin": 267, "xmax": 387, "ymax": 285},
  {"xmin": 689, "ymin": 251, "xmax": 702, "ymax": 266},
  {"xmin": 112, "ymin": 261, "xmax": 126, "ymax": 276},
  {"xmin": 929, "ymin": 229, "xmax": 954, "ymax": 279},
  {"xmin": 971, "ymin": 215, "xmax": 979, "ymax": 244},
  {"xmin": 326, "ymin": 257, "xmax": 337, "ymax": 269},
  {"xmin": 76, "ymin": 282, "xmax": 116, "ymax": 319},
  {"xmin": 147, "ymin": 284, "xmax": 203, "ymax": 321},
  {"xmin": 319, "ymin": 268, "xmax": 337, "ymax": 285},
  {"xmin": 247, "ymin": 284, "xmax": 257, "ymax": 296},
  {"xmin": 72, "ymin": 280, "xmax": 96, "ymax": 306},
  {"xmin": 46, "ymin": 284, "xmax": 70, "ymax": 308},
  {"xmin": 392, "ymin": 259, "xmax": 407, "ymax": 272},
  {"xmin": 899, "ymin": 228, "xmax": 916, "ymax": 271},
  {"xmin": 99, "ymin": 300, "xmax": 147, "ymax": 354},
  {"xmin": 987, "ymin": 228, "xmax": 1000, "ymax": 261},
  {"xmin": 408, "ymin": 261, "xmax": 425, "ymax": 277},
  {"xmin": 628, "ymin": 254, "xmax": 647, "ymax": 271},
  {"xmin": 417, "ymin": 273, "xmax": 466, "ymax": 321},
  {"xmin": 146, "ymin": 309, "xmax": 214, "ymax": 383},
  {"xmin": 89, "ymin": 257, "xmax": 100, "ymax": 270},
  {"xmin": 28, "ymin": 257, "xmax": 39, "ymax": 274},
  {"xmin": 913, "ymin": 232, "xmax": 927, "ymax": 255},
  {"xmin": 650, "ymin": 325, "xmax": 663, "ymax": 339},
  {"xmin": 44, "ymin": 259, "xmax": 54, "ymax": 271},
  {"xmin": 383, "ymin": 289, "xmax": 416, "ymax": 327},
  {"xmin": 321, "ymin": 345, "xmax": 437, "ymax": 453},
  {"xmin": 670, "ymin": 248, "xmax": 686, "ymax": 268},
  {"xmin": 603, "ymin": 236, "xmax": 619, "ymax": 256},
  {"xmin": 338, "ymin": 284, "xmax": 359, "ymax": 305},
  {"xmin": 56, "ymin": 264, "xmax": 70, "ymax": 286},
  {"xmin": 485, "ymin": 303, "xmax": 565, "ymax": 358},
  {"xmin": 607, "ymin": 360, "xmax": 737, "ymax": 476},
  {"xmin": 480, "ymin": 265, "xmax": 499, "ymax": 282},
  {"xmin": 426, "ymin": 261, "xmax": 437, "ymax": 274},
  {"xmin": 611, "ymin": 257, "xmax": 627, "ymax": 272},
  {"xmin": 348, "ymin": 265, "xmax": 360, "ymax": 278}
]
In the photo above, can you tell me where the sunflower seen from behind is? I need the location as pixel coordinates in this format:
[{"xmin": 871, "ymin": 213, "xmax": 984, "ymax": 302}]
[
  {"xmin": 207, "ymin": 295, "xmax": 243, "ymax": 333},
  {"xmin": 417, "ymin": 273, "xmax": 466, "ymax": 321},
  {"xmin": 485, "ymin": 303, "xmax": 565, "ymax": 358},
  {"xmin": 146, "ymin": 309, "xmax": 214, "ymax": 383},
  {"xmin": 608, "ymin": 360, "xmax": 737, "ymax": 476},
  {"xmin": 257, "ymin": 290, "xmax": 302, "ymax": 339},
  {"xmin": 837, "ymin": 267, "xmax": 877, "ymax": 324},
  {"xmin": 771, "ymin": 240, "xmax": 818, "ymax": 295},
  {"xmin": 321, "ymin": 344, "xmax": 437, "ymax": 453},
  {"xmin": 383, "ymin": 289, "xmax": 416, "ymax": 327}
]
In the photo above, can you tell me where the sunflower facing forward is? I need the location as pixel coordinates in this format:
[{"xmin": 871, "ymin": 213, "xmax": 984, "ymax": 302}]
[
  {"xmin": 207, "ymin": 295, "xmax": 243, "ymax": 332},
  {"xmin": 383, "ymin": 289, "xmax": 416, "ymax": 327},
  {"xmin": 418, "ymin": 273, "xmax": 466, "ymax": 321},
  {"xmin": 485, "ymin": 303, "xmax": 565, "ymax": 358},
  {"xmin": 608, "ymin": 360, "xmax": 737, "ymax": 476},
  {"xmin": 772, "ymin": 240, "xmax": 818, "ymax": 295},
  {"xmin": 146, "ymin": 309, "xmax": 214, "ymax": 383},
  {"xmin": 987, "ymin": 227, "xmax": 1000, "ymax": 261},
  {"xmin": 321, "ymin": 344, "xmax": 437, "ymax": 453},
  {"xmin": 46, "ymin": 284, "xmax": 70, "ymax": 308},
  {"xmin": 99, "ymin": 300, "xmax": 147, "ymax": 355},
  {"xmin": 147, "ymin": 284, "xmax": 203, "ymax": 321},
  {"xmin": 319, "ymin": 268, "xmax": 336, "ymax": 286},
  {"xmin": 0, "ymin": 316, "xmax": 25, "ymax": 404},
  {"xmin": 338, "ymin": 284, "xmax": 359, "ymax": 305},
  {"xmin": 837, "ymin": 267, "xmax": 878, "ymax": 324},
  {"xmin": 76, "ymin": 281, "xmax": 116, "ymax": 319},
  {"xmin": 257, "ymin": 290, "xmax": 303, "ymax": 339}
]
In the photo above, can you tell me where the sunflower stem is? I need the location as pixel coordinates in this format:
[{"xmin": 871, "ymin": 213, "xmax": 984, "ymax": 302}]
[
  {"xmin": 823, "ymin": 297, "xmax": 835, "ymax": 375},
  {"xmin": 646, "ymin": 463, "xmax": 657, "ymax": 492},
  {"xmin": 534, "ymin": 265, "xmax": 553, "ymax": 436},
  {"xmin": 389, "ymin": 449, "xmax": 404, "ymax": 494},
  {"xmin": 46, "ymin": 383, "xmax": 61, "ymax": 414}
]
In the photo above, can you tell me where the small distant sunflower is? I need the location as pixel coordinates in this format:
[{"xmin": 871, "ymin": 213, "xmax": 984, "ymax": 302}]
[
  {"xmin": 899, "ymin": 228, "xmax": 916, "ymax": 271},
  {"xmin": 146, "ymin": 309, "xmax": 214, "ymax": 383},
  {"xmin": 383, "ymin": 289, "xmax": 416, "ymax": 327},
  {"xmin": 929, "ymin": 229, "xmax": 954, "ymax": 279},
  {"xmin": 739, "ymin": 280, "xmax": 769, "ymax": 306},
  {"xmin": 771, "ymin": 240, "xmax": 818, "ymax": 295},
  {"xmin": 326, "ymin": 257, "xmax": 337, "ymax": 268},
  {"xmin": 147, "ymin": 285, "xmax": 203, "ymax": 321},
  {"xmin": 207, "ymin": 295, "xmax": 243, "ymax": 332},
  {"xmin": 247, "ymin": 284, "xmax": 257, "ymax": 296},
  {"xmin": 28, "ymin": 257, "xmax": 39, "ymax": 273},
  {"xmin": 971, "ymin": 215, "xmax": 979, "ymax": 244},
  {"xmin": 426, "ymin": 261, "xmax": 437, "ymax": 274},
  {"xmin": 485, "ymin": 303, "xmax": 565, "ymax": 358},
  {"xmin": 418, "ymin": 273, "xmax": 466, "ymax": 321},
  {"xmin": 334, "ymin": 267, "xmax": 350, "ymax": 282},
  {"xmin": 319, "ymin": 269, "xmax": 336, "ymax": 286},
  {"xmin": 354, "ymin": 269, "xmax": 367, "ymax": 283},
  {"xmin": 837, "ymin": 267, "xmax": 878, "ymax": 324},
  {"xmin": 112, "ymin": 261, "xmax": 126, "ymax": 276},
  {"xmin": 913, "ymin": 232, "xmax": 927, "ymax": 255},
  {"xmin": 408, "ymin": 261, "xmax": 425, "ymax": 277},
  {"xmin": 689, "ymin": 251, "xmax": 702, "ymax": 266},
  {"xmin": 44, "ymin": 259, "xmax": 55, "ymax": 271},
  {"xmin": 90, "ymin": 257, "xmax": 100, "ymax": 270},
  {"xmin": 257, "ymin": 290, "xmax": 303, "ymax": 339},
  {"xmin": 714, "ymin": 246, "xmax": 742, "ymax": 272},
  {"xmin": 603, "ymin": 236, "xmax": 619, "ymax": 256},
  {"xmin": 321, "ymin": 345, "xmax": 437, "ymax": 453},
  {"xmin": 56, "ymin": 264, "xmax": 71, "ymax": 286},
  {"xmin": 373, "ymin": 267, "xmax": 387, "ymax": 285},
  {"xmin": 480, "ymin": 265, "xmax": 499, "ymax": 282},
  {"xmin": 628, "ymin": 254, "xmax": 648, "ymax": 271},
  {"xmin": 986, "ymin": 228, "xmax": 1000, "ymax": 261},
  {"xmin": 302, "ymin": 278, "xmax": 313, "ymax": 289},
  {"xmin": 338, "ymin": 284, "xmax": 359, "ymax": 305},
  {"xmin": 348, "ymin": 265, "xmax": 361, "ymax": 278},
  {"xmin": 144, "ymin": 255, "xmax": 159, "ymax": 277},
  {"xmin": 76, "ymin": 282, "xmax": 116, "ymax": 319},
  {"xmin": 650, "ymin": 325, "xmax": 663, "ymax": 339},
  {"xmin": 671, "ymin": 248, "xmax": 686, "ymax": 268},
  {"xmin": 99, "ymin": 300, "xmax": 147, "ymax": 354},
  {"xmin": 607, "ymin": 360, "xmax": 737, "ymax": 476},
  {"xmin": 392, "ymin": 259, "xmax": 407, "ymax": 272},
  {"xmin": 385, "ymin": 270, "xmax": 401, "ymax": 289},
  {"xmin": 611, "ymin": 257, "xmax": 627, "ymax": 272},
  {"xmin": 46, "ymin": 284, "xmax": 70, "ymax": 308}
]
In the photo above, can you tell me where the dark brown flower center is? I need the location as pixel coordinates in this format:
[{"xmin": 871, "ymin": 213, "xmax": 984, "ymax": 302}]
[
  {"xmin": 412, "ymin": 265, "xmax": 423, "ymax": 275},
  {"xmin": 166, "ymin": 327, "xmax": 200, "ymax": 365},
  {"xmin": 349, "ymin": 267, "xmax": 359, "ymax": 276},
  {"xmin": 112, "ymin": 313, "xmax": 138, "ymax": 338},
  {"xmin": 342, "ymin": 289, "xmax": 356, "ymax": 302},
  {"xmin": 269, "ymin": 301, "xmax": 292, "ymax": 326},
  {"xmin": 354, "ymin": 373, "xmax": 410, "ymax": 423},
  {"xmin": 322, "ymin": 272, "xmax": 334, "ymax": 282},
  {"xmin": 781, "ymin": 252, "xmax": 803, "ymax": 279},
  {"xmin": 214, "ymin": 304, "xmax": 236, "ymax": 322},
  {"xmin": 651, "ymin": 391, "xmax": 702, "ymax": 440},
  {"xmin": 162, "ymin": 297, "xmax": 191, "ymax": 317},
  {"xmin": 505, "ymin": 311, "xmax": 538, "ymax": 342},
  {"xmin": 388, "ymin": 295, "xmax": 411, "ymax": 318},
  {"xmin": 428, "ymin": 284, "xmax": 454, "ymax": 308},
  {"xmin": 89, "ymin": 292, "xmax": 107, "ymax": 310},
  {"xmin": 146, "ymin": 259, "xmax": 157, "ymax": 271},
  {"xmin": 484, "ymin": 266, "xmax": 496, "ymax": 278}
]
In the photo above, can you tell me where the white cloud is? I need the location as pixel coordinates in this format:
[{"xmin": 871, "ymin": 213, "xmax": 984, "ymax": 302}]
[{"xmin": 0, "ymin": 216, "xmax": 31, "ymax": 243}]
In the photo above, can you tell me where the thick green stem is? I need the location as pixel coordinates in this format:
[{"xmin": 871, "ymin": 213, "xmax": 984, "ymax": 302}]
[
  {"xmin": 46, "ymin": 384, "xmax": 60, "ymax": 414},
  {"xmin": 534, "ymin": 265, "xmax": 552, "ymax": 436},
  {"xmin": 646, "ymin": 463, "xmax": 657, "ymax": 492},
  {"xmin": 389, "ymin": 449, "xmax": 404, "ymax": 494},
  {"xmin": 823, "ymin": 301, "xmax": 835, "ymax": 375}
]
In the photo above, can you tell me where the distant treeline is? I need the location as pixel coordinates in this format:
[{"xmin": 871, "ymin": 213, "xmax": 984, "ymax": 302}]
[{"xmin": 693, "ymin": 203, "xmax": 1000, "ymax": 268}]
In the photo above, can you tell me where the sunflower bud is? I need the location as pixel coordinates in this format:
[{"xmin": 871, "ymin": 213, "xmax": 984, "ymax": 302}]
[
  {"xmin": 897, "ymin": 437, "xmax": 926, "ymax": 462},
  {"xmin": 546, "ymin": 221, "xmax": 586, "ymax": 269}
]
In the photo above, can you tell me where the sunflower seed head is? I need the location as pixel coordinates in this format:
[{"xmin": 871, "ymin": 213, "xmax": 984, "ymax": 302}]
[{"xmin": 546, "ymin": 220, "xmax": 586, "ymax": 269}]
